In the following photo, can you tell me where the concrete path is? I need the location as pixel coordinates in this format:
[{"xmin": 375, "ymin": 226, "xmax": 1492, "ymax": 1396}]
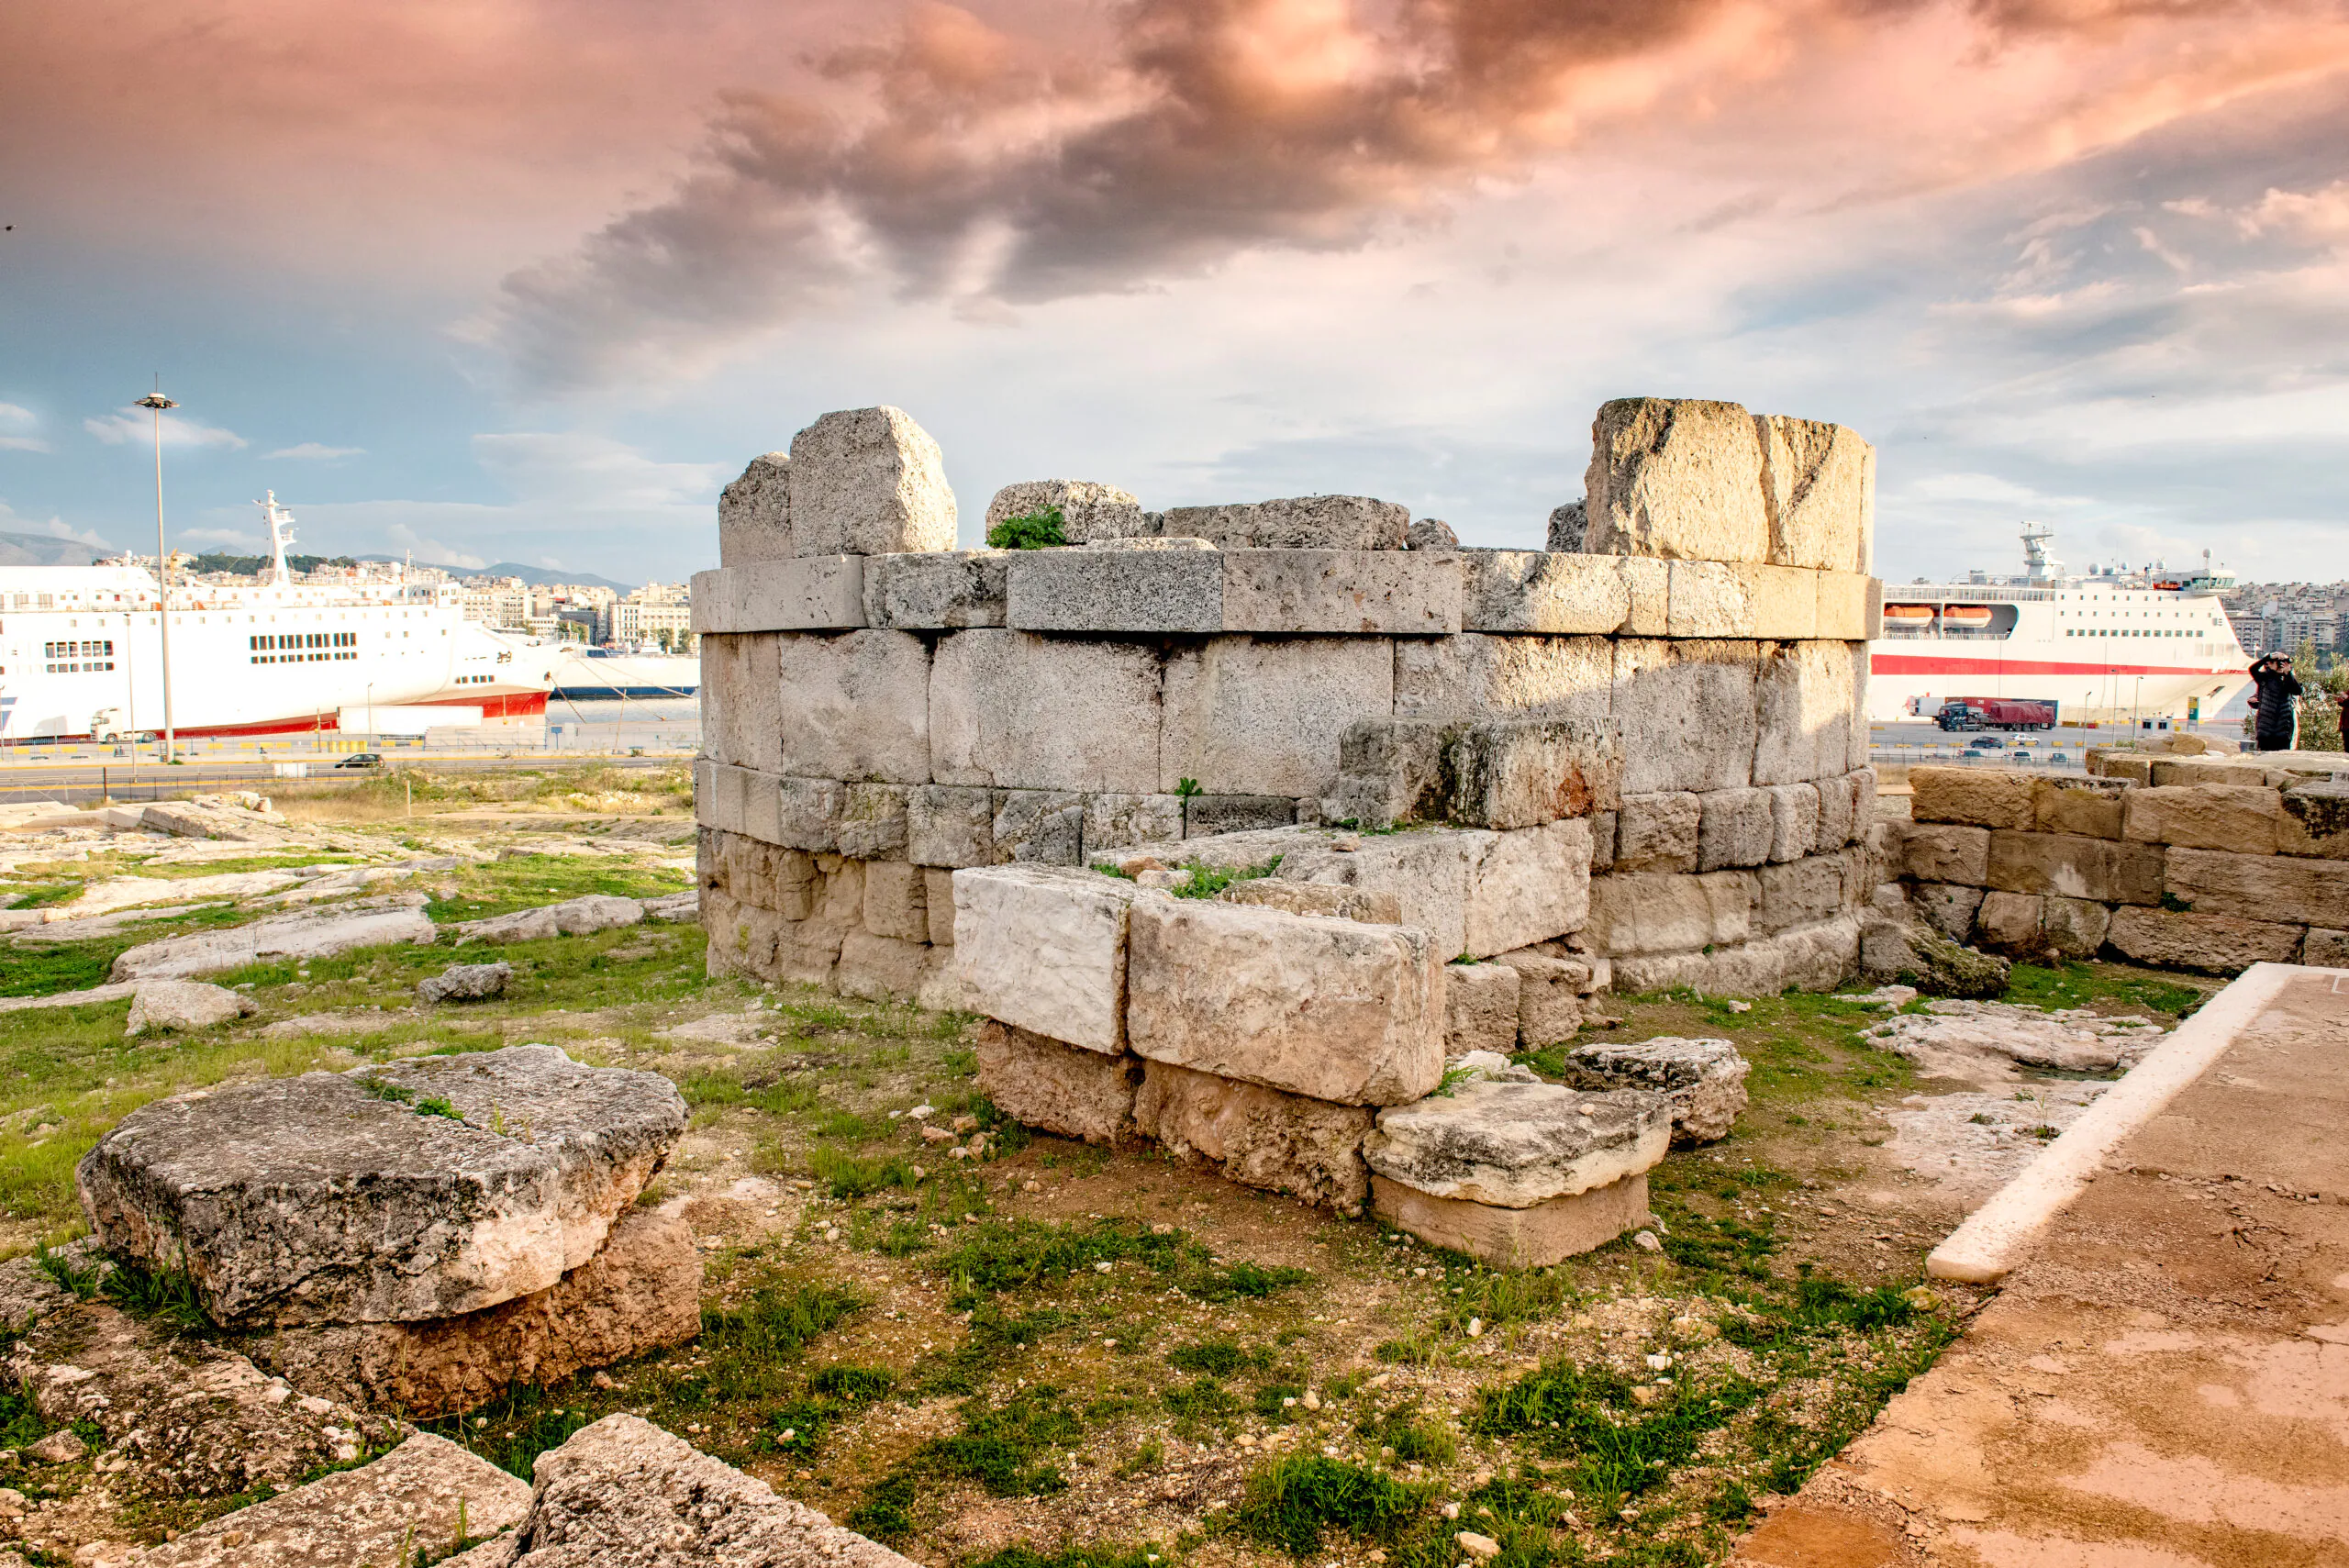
[{"xmin": 1731, "ymin": 964, "xmax": 2349, "ymax": 1567}]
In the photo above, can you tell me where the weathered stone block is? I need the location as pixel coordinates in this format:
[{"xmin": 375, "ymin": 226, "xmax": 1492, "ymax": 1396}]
[
  {"xmin": 1611, "ymin": 639, "xmax": 1758, "ymax": 795},
  {"xmin": 1219, "ymin": 880, "xmax": 1402, "ymax": 922},
  {"xmin": 1902, "ymin": 822, "xmax": 1990, "ymax": 884},
  {"xmin": 1815, "ymin": 572, "xmax": 1872, "ymax": 639},
  {"xmin": 1973, "ymin": 890, "xmax": 2045, "ymax": 952},
  {"xmin": 1394, "ymin": 631, "xmax": 1614, "ymax": 734},
  {"xmin": 930, "ymin": 629, "xmax": 1163, "ymax": 793},
  {"xmin": 2042, "ymin": 895, "xmax": 2110, "ymax": 959},
  {"xmin": 1585, "ymin": 869, "xmax": 1753, "ymax": 955},
  {"xmin": 1186, "ymin": 794, "xmax": 1297, "ymax": 837},
  {"xmin": 1665, "ymin": 561, "xmax": 1751, "ymax": 637},
  {"xmin": 125, "ymin": 980, "xmax": 254, "ymax": 1035},
  {"xmin": 1221, "ymin": 549, "xmax": 1460, "ymax": 634},
  {"xmin": 907, "ymin": 784, "xmax": 995, "ymax": 867},
  {"xmin": 1754, "ymin": 415, "xmax": 1871, "ymax": 573},
  {"xmin": 952, "ymin": 865, "xmax": 1152, "ymax": 1052},
  {"xmin": 1364, "ymin": 1079, "xmax": 1670, "ymax": 1207},
  {"xmin": 992, "ymin": 789, "xmax": 1085, "ymax": 865},
  {"xmin": 2121, "ymin": 784, "xmax": 2282, "ymax": 855},
  {"xmin": 2303, "ymin": 928, "xmax": 2349, "ymax": 967},
  {"xmin": 1619, "ymin": 557, "xmax": 1671, "ymax": 636},
  {"xmin": 788, "ymin": 406, "xmax": 956, "ymax": 556},
  {"xmin": 696, "ymin": 557, "xmax": 869, "ymax": 634},
  {"xmin": 1584, "ymin": 397, "xmax": 1769, "ymax": 563},
  {"xmin": 1459, "ymin": 551, "xmax": 1629, "ymax": 634},
  {"xmin": 2278, "ymin": 778, "xmax": 2349, "ymax": 860},
  {"xmin": 1615, "ymin": 792, "xmax": 1700, "ymax": 874},
  {"xmin": 1134, "ymin": 1061, "xmax": 1372, "ymax": 1211},
  {"xmin": 1005, "ymin": 547, "xmax": 1222, "ymax": 633},
  {"xmin": 974, "ymin": 1021, "xmax": 1141, "ymax": 1144},
  {"xmin": 1698, "ymin": 787, "xmax": 1776, "ymax": 871},
  {"xmin": 1466, "ymin": 820, "xmax": 1593, "ymax": 958},
  {"xmin": 1564, "ymin": 1038, "xmax": 1748, "ymax": 1143},
  {"xmin": 1766, "ymin": 782, "xmax": 1820, "ymax": 863},
  {"xmin": 1442, "ymin": 962, "xmax": 1521, "ymax": 1055},
  {"xmin": 863, "ymin": 550, "xmax": 1010, "ymax": 628},
  {"xmin": 718, "ymin": 450, "xmax": 792, "ymax": 564},
  {"xmin": 1755, "ymin": 853, "xmax": 1847, "ymax": 934},
  {"xmin": 1125, "ymin": 898, "xmax": 1444, "ymax": 1105},
  {"xmin": 698, "ymin": 634, "xmax": 779, "ymax": 771},
  {"xmin": 2032, "ymin": 775, "xmax": 2132, "ymax": 839},
  {"xmin": 836, "ymin": 783, "xmax": 908, "ymax": 860},
  {"xmin": 1753, "ymin": 640, "xmax": 1855, "ymax": 785},
  {"xmin": 1589, "ymin": 808, "xmax": 1618, "ymax": 873},
  {"xmin": 1328, "ymin": 717, "xmax": 1619, "ymax": 830},
  {"xmin": 1492, "ymin": 949, "xmax": 1585, "ymax": 1045},
  {"xmin": 1370, "ymin": 1171, "xmax": 1652, "ymax": 1268},
  {"xmin": 1159, "ymin": 495, "xmax": 1409, "ymax": 550},
  {"xmin": 1743, "ymin": 564, "xmax": 1820, "ymax": 639},
  {"xmin": 2105, "ymin": 906, "xmax": 2305, "ymax": 973},
  {"xmin": 1814, "ymin": 765, "xmax": 1857, "ymax": 849},
  {"xmin": 986, "ymin": 479, "xmax": 1146, "ymax": 543},
  {"xmin": 1085, "ymin": 793, "xmax": 1186, "ymax": 856},
  {"xmin": 923, "ymin": 867, "xmax": 957, "ymax": 945},
  {"xmin": 1608, "ymin": 913, "xmax": 1860, "ymax": 995},
  {"xmin": 1910, "ymin": 765, "xmax": 2033, "ymax": 829},
  {"xmin": 1161, "ymin": 634, "xmax": 1391, "ymax": 796},
  {"xmin": 772, "ymin": 776, "xmax": 845, "ymax": 853},
  {"xmin": 775, "ymin": 630, "xmax": 930, "ymax": 784},
  {"xmin": 1912, "ymin": 882, "xmax": 1986, "ymax": 940},
  {"xmin": 2165, "ymin": 847, "xmax": 2349, "ymax": 929},
  {"xmin": 1545, "ymin": 500, "xmax": 1586, "ymax": 550},
  {"xmin": 1987, "ymin": 830, "xmax": 2165, "ymax": 906},
  {"xmin": 863, "ymin": 861, "xmax": 929, "ymax": 942}
]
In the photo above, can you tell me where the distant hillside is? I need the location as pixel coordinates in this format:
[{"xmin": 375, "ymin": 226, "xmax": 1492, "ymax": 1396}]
[
  {"xmin": 0, "ymin": 529, "xmax": 114, "ymax": 567},
  {"xmin": 354, "ymin": 555, "xmax": 635, "ymax": 593}
]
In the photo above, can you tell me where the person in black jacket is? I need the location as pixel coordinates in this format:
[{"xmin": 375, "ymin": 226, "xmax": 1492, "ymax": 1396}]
[{"xmin": 2247, "ymin": 654, "xmax": 2303, "ymax": 752}]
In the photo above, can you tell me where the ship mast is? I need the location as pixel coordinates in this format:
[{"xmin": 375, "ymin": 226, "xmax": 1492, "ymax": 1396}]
[{"xmin": 259, "ymin": 491, "xmax": 295, "ymax": 588}]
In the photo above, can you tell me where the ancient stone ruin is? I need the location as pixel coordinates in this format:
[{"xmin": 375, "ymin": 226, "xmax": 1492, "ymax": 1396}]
[{"xmin": 692, "ymin": 396, "xmax": 1881, "ymax": 1261}]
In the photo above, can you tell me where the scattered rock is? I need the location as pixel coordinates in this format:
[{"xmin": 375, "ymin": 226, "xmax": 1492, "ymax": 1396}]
[
  {"xmin": 417, "ymin": 962, "xmax": 512, "ymax": 1005},
  {"xmin": 1863, "ymin": 916, "xmax": 2010, "ymax": 1000},
  {"xmin": 1445, "ymin": 1050, "xmax": 1538, "ymax": 1086},
  {"xmin": 1867, "ymin": 1001, "xmax": 2165, "ymax": 1079},
  {"xmin": 109, "ymin": 895, "xmax": 439, "ymax": 982},
  {"xmin": 124, "ymin": 981, "xmax": 256, "ymax": 1037},
  {"xmin": 1364, "ymin": 1079, "xmax": 1671, "ymax": 1208},
  {"xmin": 456, "ymin": 894, "xmax": 645, "ymax": 943},
  {"xmin": 641, "ymin": 890, "xmax": 700, "ymax": 921},
  {"xmin": 1456, "ymin": 1531, "xmax": 1501, "ymax": 1560},
  {"xmin": 0, "ymin": 983, "xmax": 139, "ymax": 1016},
  {"xmin": 1562, "ymin": 1038, "xmax": 1749, "ymax": 1143},
  {"xmin": 26, "ymin": 1429, "xmax": 86, "ymax": 1464}
]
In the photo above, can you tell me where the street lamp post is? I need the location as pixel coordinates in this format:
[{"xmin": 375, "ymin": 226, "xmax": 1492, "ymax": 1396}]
[{"xmin": 134, "ymin": 389, "xmax": 178, "ymax": 764}]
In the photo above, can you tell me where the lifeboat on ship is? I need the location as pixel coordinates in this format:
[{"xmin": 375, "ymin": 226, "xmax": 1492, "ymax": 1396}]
[
  {"xmin": 1883, "ymin": 604, "xmax": 1936, "ymax": 630},
  {"xmin": 1941, "ymin": 605, "xmax": 1994, "ymax": 631}
]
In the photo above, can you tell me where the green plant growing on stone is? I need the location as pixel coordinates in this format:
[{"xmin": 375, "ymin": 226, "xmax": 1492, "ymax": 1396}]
[
  {"xmin": 987, "ymin": 506, "xmax": 1068, "ymax": 550},
  {"xmin": 1174, "ymin": 777, "xmax": 1202, "ymax": 799},
  {"xmin": 1170, "ymin": 856, "xmax": 1280, "ymax": 899}
]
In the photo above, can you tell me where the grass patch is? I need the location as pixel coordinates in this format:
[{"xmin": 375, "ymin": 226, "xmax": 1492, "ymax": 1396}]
[
  {"xmin": 1230, "ymin": 1454, "xmax": 1431, "ymax": 1555},
  {"xmin": 1168, "ymin": 857, "xmax": 1281, "ymax": 899},
  {"xmin": 852, "ymin": 1386, "xmax": 1085, "ymax": 1540},
  {"xmin": 2004, "ymin": 960, "xmax": 2212, "ymax": 1022},
  {"xmin": 1471, "ymin": 1358, "xmax": 1763, "ymax": 1510}
]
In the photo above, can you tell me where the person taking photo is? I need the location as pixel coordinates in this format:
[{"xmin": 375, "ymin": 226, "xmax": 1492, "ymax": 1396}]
[{"xmin": 2247, "ymin": 653, "xmax": 2303, "ymax": 753}]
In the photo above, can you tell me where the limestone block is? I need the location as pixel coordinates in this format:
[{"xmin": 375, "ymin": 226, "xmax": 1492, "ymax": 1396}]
[
  {"xmin": 774, "ymin": 630, "xmax": 930, "ymax": 784},
  {"xmin": 1364, "ymin": 1079, "xmax": 1670, "ymax": 1207},
  {"xmin": 1459, "ymin": 551, "xmax": 1630, "ymax": 634},
  {"xmin": 1161, "ymin": 634, "xmax": 1391, "ymax": 796},
  {"xmin": 1743, "ymin": 564, "xmax": 1820, "ymax": 639},
  {"xmin": 1564, "ymin": 1038, "xmax": 1749, "ymax": 1143},
  {"xmin": 1755, "ymin": 854, "xmax": 1847, "ymax": 935},
  {"xmin": 1766, "ymin": 782, "xmax": 1820, "ymax": 863},
  {"xmin": 772, "ymin": 776, "xmax": 845, "ymax": 853},
  {"xmin": 1545, "ymin": 500, "xmax": 1586, "ymax": 550},
  {"xmin": 1219, "ymin": 880, "xmax": 1402, "ymax": 922},
  {"xmin": 2304, "ymin": 928, "xmax": 2349, "ymax": 967},
  {"xmin": 1268, "ymin": 829, "xmax": 1472, "ymax": 957},
  {"xmin": 2032, "ymin": 775, "xmax": 2132, "ymax": 839},
  {"xmin": 993, "ymin": 789, "xmax": 1085, "ymax": 865},
  {"xmin": 1615, "ymin": 792, "xmax": 1701, "ymax": 874},
  {"xmin": 1619, "ymin": 557, "xmax": 1671, "ymax": 636},
  {"xmin": 864, "ymin": 550, "xmax": 1010, "ymax": 628},
  {"xmin": 1465, "ymin": 819, "xmax": 1593, "ymax": 958},
  {"xmin": 2278, "ymin": 778, "xmax": 2349, "ymax": 860},
  {"xmin": 78, "ymin": 1046, "xmax": 685, "ymax": 1328},
  {"xmin": 1753, "ymin": 415, "xmax": 1872, "ymax": 573},
  {"xmin": 1910, "ymin": 765, "xmax": 2033, "ymax": 829},
  {"xmin": 952, "ymin": 865, "xmax": 1150, "ymax": 1052},
  {"xmin": 2088, "ymin": 751, "xmax": 2156, "ymax": 784},
  {"xmin": 1125, "ymin": 898, "xmax": 1444, "ymax": 1105},
  {"xmin": 1611, "ymin": 639, "xmax": 1758, "ymax": 795},
  {"xmin": 1973, "ymin": 890, "xmax": 2045, "ymax": 953},
  {"xmin": 1583, "ymin": 397, "xmax": 1769, "ymax": 563},
  {"xmin": 1371, "ymin": 1170, "xmax": 1652, "ymax": 1268},
  {"xmin": 836, "ymin": 783, "xmax": 908, "ymax": 861},
  {"xmin": 1409, "ymin": 516, "xmax": 1460, "ymax": 550},
  {"xmin": 107, "ymin": 896, "xmax": 440, "ymax": 982},
  {"xmin": 2121, "ymin": 784, "xmax": 2282, "ymax": 855},
  {"xmin": 1585, "ymin": 870, "xmax": 1753, "ymax": 956},
  {"xmin": 415, "ymin": 963, "xmax": 510, "ymax": 1006},
  {"xmin": 695, "ymin": 557, "xmax": 868, "ymax": 634},
  {"xmin": 1698, "ymin": 787, "xmax": 1776, "ymax": 872},
  {"xmin": 1752, "ymin": 640, "xmax": 1855, "ymax": 785},
  {"xmin": 2148, "ymin": 757, "xmax": 2257, "ymax": 787},
  {"xmin": 1394, "ymin": 633, "xmax": 1613, "ymax": 728},
  {"xmin": 974, "ymin": 1020, "xmax": 1141, "ymax": 1144},
  {"xmin": 2042, "ymin": 895, "xmax": 2110, "ymax": 959},
  {"xmin": 1608, "ymin": 914, "xmax": 1860, "ymax": 995},
  {"xmin": 1589, "ymin": 809, "xmax": 1617, "ymax": 873},
  {"xmin": 2105, "ymin": 906, "xmax": 2305, "ymax": 973},
  {"xmin": 243, "ymin": 1208, "xmax": 701, "ymax": 1420},
  {"xmin": 908, "ymin": 784, "xmax": 995, "ymax": 867},
  {"xmin": 1085, "ymin": 793, "xmax": 1186, "ymax": 856},
  {"xmin": 1329, "ymin": 717, "xmax": 1620, "ymax": 830},
  {"xmin": 1664, "ymin": 561, "xmax": 1750, "ymax": 638},
  {"xmin": 1006, "ymin": 547, "xmax": 1222, "ymax": 633},
  {"xmin": 1186, "ymin": 794, "xmax": 1297, "ymax": 837},
  {"xmin": 788, "ymin": 406, "xmax": 956, "ymax": 557},
  {"xmin": 1913, "ymin": 882, "xmax": 1986, "ymax": 940},
  {"xmin": 125, "ymin": 981, "xmax": 254, "ymax": 1035},
  {"xmin": 1902, "ymin": 822, "xmax": 1991, "ymax": 884},
  {"xmin": 1814, "ymin": 767, "xmax": 1857, "ymax": 849},
  {"xmin": 863, "ymin": 861, "xmax": 929, "ymax": 942},
  {"xmin": 986, "ymin": 479, "xmax": 1146, "ymax": 544},
  {"xmin": 1492, "ymin": 949, "xmax": 1586, "ymax": 1046},
  {"xmin": 2165, "ymin": 847, "xmax": 2349, "ymax": 929},
  {"xmin": 1159, "ymin": 495, "xmax": 1409, "ymax": 550},
  {"xmin": 1987, "ymin": 830, "xmax": 2165, "ymax": 906},
  {"xmin": 1220, "ymin": 549, "xmax": 1461, "ymax": 634},
  {"xmin": 1815, "ymin": 572, "xmax": 1871, "ymax": 640},
  {"xmin": 718, "ymin": 450, "xmax": 792, "ymax": 565},
  {"xmin": 1134, "ymin": 1061, "xmax": 1373, "ymax": 1211},
  {"xmin": 698, "ymin": 634, "xmax": 779, "ymax": 771},
  {"xmin": 930, "ymin": 629, "xmax": 1163, "ymax": 793},
  {"xmin": 1442, "ymin": 962, "xmax": 1521, "ymax": 1056},
  {"xmin": 923, "ymin": 868, "xmax": 957, "ymax": 945}
]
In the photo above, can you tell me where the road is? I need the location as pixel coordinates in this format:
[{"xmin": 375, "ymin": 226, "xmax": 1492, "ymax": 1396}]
[{"xmin": 0, "ymin": 752, "xmax": 690, "ymax": 807}]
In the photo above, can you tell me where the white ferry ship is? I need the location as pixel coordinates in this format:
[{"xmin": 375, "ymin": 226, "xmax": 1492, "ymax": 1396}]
[
  {"xmin": 0, "ymin": 495, "xmax": 555, "ymax": 741},
  {"xmin": 543, "ymin": 646, "xmax": 698, "ymax": 700},
  {"xmin": 1868, "ymin": 524, "xmax": 2252, "ymax": 726}
]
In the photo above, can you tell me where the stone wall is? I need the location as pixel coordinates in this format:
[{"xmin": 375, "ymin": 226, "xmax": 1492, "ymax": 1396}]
[
  {"xmin": 1879, "ymin": 751, "xmax": 2349, "ymax": 973},
  {"xmin": 694, "ymin": 396, "xmax": 1883, "ymax": 1008}
]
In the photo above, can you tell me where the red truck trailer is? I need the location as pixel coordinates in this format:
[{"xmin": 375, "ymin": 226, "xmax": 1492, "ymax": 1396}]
[{"xmin": 1935, "ymin": 696, "xmax": 2058, "ymax": 731}]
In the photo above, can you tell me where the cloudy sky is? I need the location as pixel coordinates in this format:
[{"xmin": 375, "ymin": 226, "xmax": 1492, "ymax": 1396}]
[{"xmin": 2, "ymin": 0, "xmax": 2344, "ymax": 585}]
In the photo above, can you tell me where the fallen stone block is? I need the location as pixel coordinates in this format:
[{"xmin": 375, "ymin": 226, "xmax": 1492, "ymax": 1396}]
[
  {"xmin": 1134, "ymin": 1060, "xmax": 1372, "ymax": 1212},
  {"xmin": 1126, "ymin": 897, "xmax": 1443, "ymax": 1106},
  {"xmin": 930, "ymin": 629, "xmax": 1163, "ymax": 794},
  {"xmin": 124, "ymin": 980, "xmax": 255, "ymax": 1036},
  {"xmin": 863, "ymin": 549, "xmax": 1010, "ymax": 629},
  {"xmin": 952, "ymin": 865, "xmax": 1152, "ymax": 1052},
  {"xmin": 1909, "ymin": 765, "xmax": 2033, "ymax": 829},
  {"xmin": 643, "ymin": 889, "xmax": 699, "ymax": 921},
  {"xmin": 417, "ymin": 962, "xmax": 511, "ymax": 1005},
  {"xmin": 244, "ymin": 1207, "xmax": 700, "ymax": 1420},
  {"xmin": 458, "ymin": 893, "xmax": 645, "ymax": 943},
  {"xmin": 788, "ymin": 406, "xmax": 957, "ymax": 556},
  {"xmin": 1986, "ymin": 830, "xmax": 2164, "ymax": 906},
  {"xmin": 987, "ymin": 479, "xmax": 1147, "ymax": 543},
  {"xmin": 974, "ymin": 1020, "xmax": 1142, "ymax": 1144},
  {"xmin": 1161, "ymin": 634, "xmax": 1394, "ymax": 798},
  {"xmin": 1364, "ymin": 1077, "xmax": 1668, "ymax": 1207},
  {"xmin": 484, "ymin": 1413, "xmax": 922, "ymax": 1568},
  {"xmin": 1005, "ymin": 546, "xmax": 1222, "ymax": 633},
  {"xmin": 1370, "ymin": 1171, "xmax": 1653, "ymax": 1269},
  {"xmin": 1458, "ymin": 550, "xmax": 1629, "ymax": 634},
  {"xmin": 1859, "ymin": 916, "xmax": 2008, "ymax": 998},
  {"xmin": 1159, "ymin": 495, "xmax": 1409, "ymax": 550},
  {"xmin": 1583, "ymin": 397, "xmax": 1770, "ymax": 563},
  {"xmin": 2104, "ymin": 906, "xmax": 2306, "ymax": 973},
  {"xmin": 78, "ymin": 1044, "xmax": 685, "ymax": 1327},
  {"xmin": 1865, "ymin": 997, "xmax": 2163, "ymax": 1075},
  {"xmin": 110, "ymin": 895, "xmax": 439, "ymax": 981},
  {"xmin": 718, "ymin": 450, "xmax": 792, "ymax": 564},
  {"xmin": 1753, "ymin": 415, "xmax": 1872, "ymax": 573},
  {"xmin": 1564, "ymin": 1038, "xmax": 1748, "ymax": 1143},
  {"xmin": 139, "ymin": 798, "xmax": 296, "ymax": 842},
  {"xmin": 1442, "ymin": 962, "xmax": 1521, "ymax": 1056},
  {"xmin": 1219, "ymin": 549, "xmax": 1460, "ymax": 634}
]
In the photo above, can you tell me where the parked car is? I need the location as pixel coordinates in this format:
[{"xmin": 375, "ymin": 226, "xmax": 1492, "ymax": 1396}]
[{"xmin": 333, "ymin": 752, "xmax": 383, "ymax": 770}]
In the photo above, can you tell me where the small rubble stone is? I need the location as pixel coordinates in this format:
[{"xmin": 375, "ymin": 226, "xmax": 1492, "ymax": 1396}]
[
  {"xmin": 986, "ymin": 479, "xmax": 1147, "ymax": 543},
  {"xmin": 1564, "ymin": 1038, "xmax": 1749, "ymax": 1143},
  {"xmin": 27, "ymin": 1429, "xmax": 85, "ymax": 1464},
  {"xmin": 1134, "ymin": 1061, "xmax": 1373, "ymax": 1212},
  {"xmin": 974, "ymin": 1021, "xmax": 1142, "ymax": 1145},
  {"xmin": 1862, "ymin": 917, "xmax": 2009, "ymax": 999},
  {"xmin": 417, "ymin": 962, "xmax": 512, "ymax": 1005},
  {"xmin": 1364, "ymin": 1079, "xmax": 1671, "ymax": 1208},
  {"xmin": 788, "ymin": 406, "xmax": 957, "ymax": 557},
  {"xmin": 124, "ymin": 980, "xmax": 255, "ymax": 1036},
  {"xmin": 1408, "ymin": 517, "xmax": 1460, "ymax": 550}
]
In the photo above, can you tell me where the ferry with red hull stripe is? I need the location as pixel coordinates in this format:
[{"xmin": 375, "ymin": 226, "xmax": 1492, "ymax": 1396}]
[
  {"xmin": 1867, "ymin": 524, "xmax": 2251, "ymax": 727},
  {"xmin": 0, "ymin": 495, "xmax": 555, "ymax": 742}
]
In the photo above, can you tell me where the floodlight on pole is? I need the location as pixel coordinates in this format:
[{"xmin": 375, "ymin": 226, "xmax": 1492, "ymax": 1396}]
[{"xmin": 133, "ymin": 387, "xmax": 178, "ymax": 763}]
